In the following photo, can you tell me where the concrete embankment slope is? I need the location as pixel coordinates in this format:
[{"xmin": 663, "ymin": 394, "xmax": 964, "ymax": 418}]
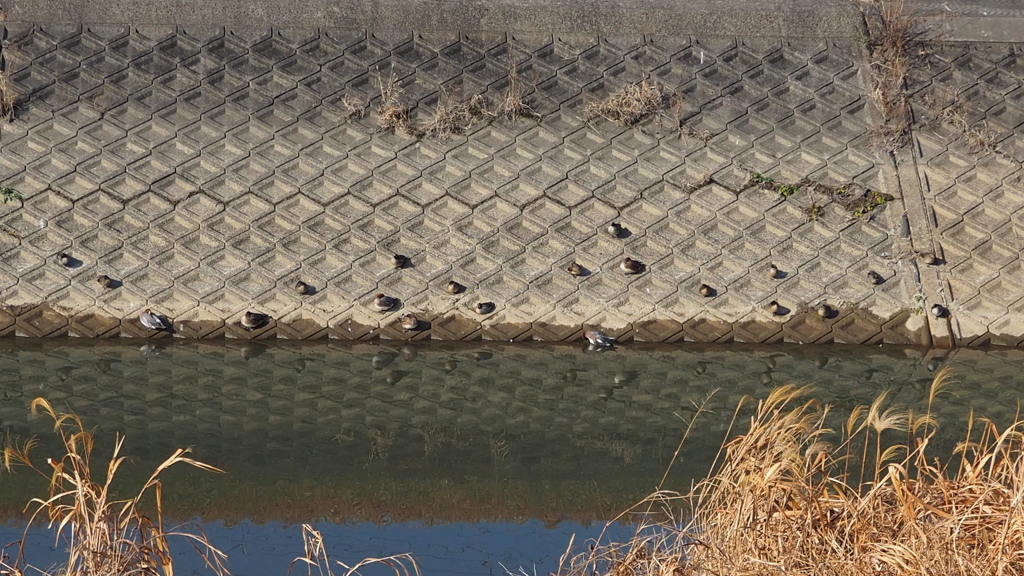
[{"xmin": 0, "ymin": 0, "xmax": 1022, "ymax": 345}]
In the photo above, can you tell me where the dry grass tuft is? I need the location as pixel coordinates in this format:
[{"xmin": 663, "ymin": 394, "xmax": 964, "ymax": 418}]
[
  {"xmin": 0, "ymin": 52, "xmax": 19, "ymax": 121},
  {"xmin": 559, "ymin": 368, "xmax": 1024, "ymax": 576},
  {"xmin": 424, "ymin": 91, "xmax": 489, "ymax": 140},
  {"xmin": 679, "ymin": 124, "xmax": 711, "ymax": 143},
  {"xmin": 584, "ymin": 80, "xmax": 663, "ymax": 127},
  {"xmin": 1, "ymin": 398, "xmax": 229, "ymax": 576},
  {"xmin": 337, "ymin": 94, "xmax": 367, "ymax": 121},
  {"xmin": 290, "ymin": 524, "xmax": 420, "ymax": 576},
  {"xmin": 492, "ymin": 55, "xmax": 538, "ymax": 124},
  {"xmin": 375, "ymin": 71, "xmax": 420, "ymax": 137},
  {"xmin": 865, "ymin": 0, "xmax": 918, "ymax": 150}
]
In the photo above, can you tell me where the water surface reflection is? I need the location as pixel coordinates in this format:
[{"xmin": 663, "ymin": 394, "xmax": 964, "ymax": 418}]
[{"xmin": 0, "ymin": 340, "xmax": 1022, "ymax": 574}]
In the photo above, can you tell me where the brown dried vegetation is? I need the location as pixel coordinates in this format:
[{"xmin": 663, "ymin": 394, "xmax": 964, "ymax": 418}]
[
  {"xmin": 864, "ymin": 0, "xmax": 918, "ymax": 150},
  {"xmin": 560, "ymin": 370, "xmax": 1024, "ymax": 576},
  {"xmin": 584, "ymin": 80, "xmax": 664, "ymax": 127},
  {"xmin": 0, "ymin": 45, "xmax": 19, "ymax": 121},
  {"xmin": 1, "ymin": 398, "xmax": 229, "ymax": 576},
  {"xmin": 375, "ymin": 71, "xmax": 420, "ymax": 137},
  {"xmin": 424, "ymin": 92, "xmax": 489, "ymax": 140},
  {"xmin": 290, "ymin": 524, "xmax": 420, "ymax": 576},
  {"xmin": 492, "ymin": 55, "xmax": 538, "ymax": 124}
]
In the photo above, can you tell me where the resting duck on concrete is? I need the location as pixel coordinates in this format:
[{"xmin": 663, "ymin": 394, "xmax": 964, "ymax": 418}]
[
  {"xmin": 699, "ymin": 284, "xmax": 713, "ymax": 297},
  {"xmin": 392, "ymin": 254, "xmax": 410, "ymax": 269},
  {"xmin": 374, "ymin": 294, "xmax": 397, "ymax": 312},
  {"xmin": 57, "ymin": 252, "xmax": 72, "ymax": 267},
  {"xmin": 139, "ymin": 309, "xmax": 170, "ymax": 331},
  {"xmin": 766, "ymin": 263, "xmax": 780, "ymax": 279},
  {"xmin": 446, "ymin": 281, "xmax": 465, "ymax": 294},
  {"xmin": 867, "ymin": 271, "xmax": 884, "ymax": 284},
  {"xmin": 475, "ymin": 302, "xmax": 495, "ymax": 315},
  {"xmin": 96, "ymin": 275, "xmax": 115, "ymax": 289},
  {"xmin": 242, "ymin": 311, "xmax": 271, "ymax": 331},
  {"xmin": 400, "ymin": 313, "xmax": 420, "ymax": 332},
  {"xmin": 295, "ymin": 280, "xmax": 312, "ymax": 295},
  {"xmin": 620, "ymin": 257, "xmax": 643, "ymax": 275},
  {"xmin": 585, "ymin": 330, "xmax": 615, "ymax": 347},
  {"xmin": 607, "ymin": 223, "xmax": 624, "ymax": 238},
  {"xmin": 566, "ymin": 262, "xmax": 584, "ymax": 277}
]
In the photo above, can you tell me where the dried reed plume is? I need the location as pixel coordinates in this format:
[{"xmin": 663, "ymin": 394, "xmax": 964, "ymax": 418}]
[
  {"xmin": 584, "ymin": 80, "xmax": 663, "ymax": 127},
  {"xmin": 866, "ymin": 0, "xmax": 917, "ymax": 150},
  {"xmin": 1, "ymin": 398, "xmax": 229, "ymax": 576},
  {"xmin": 559, "ymin": 368, "xmax": 1024, "ymax": 576},
  {"xmin": 375, "ymin": 71, "xmax": 419, "ymax": 137},
  {"xmin": 290, "ymin": 524, "xmax": 420, "ymax": 576}
]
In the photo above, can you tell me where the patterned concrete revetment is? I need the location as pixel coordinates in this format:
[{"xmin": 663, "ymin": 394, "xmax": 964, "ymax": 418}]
[{"xmin": 0, "ymin": 23, "xmax": 1020, "ymax": 344}]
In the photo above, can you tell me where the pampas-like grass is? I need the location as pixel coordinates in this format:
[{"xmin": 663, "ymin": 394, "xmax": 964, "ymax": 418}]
[
  {"xmin": 1, "ymin": 398, "xmax": 229, "ymax": 576},
  {"xmin": 559, "ymin": 368, "xmax": 1024, "ymax": 576}
]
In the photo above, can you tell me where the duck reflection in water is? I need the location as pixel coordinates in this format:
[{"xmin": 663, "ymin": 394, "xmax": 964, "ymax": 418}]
[{"xmin": 373, "ymin": 351, "xmax": 397, "ymax": 370}]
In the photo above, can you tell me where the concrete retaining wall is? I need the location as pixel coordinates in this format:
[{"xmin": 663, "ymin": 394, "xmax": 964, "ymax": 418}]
[{"xmin": 1, "ymin": 3, "xmax": 1023, "ymax": 344}]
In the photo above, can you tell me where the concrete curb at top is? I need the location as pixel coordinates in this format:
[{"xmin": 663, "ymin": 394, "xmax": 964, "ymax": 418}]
[{"xmin": 4, "ymin": 0, "xmax": 867, "ymax": 37}]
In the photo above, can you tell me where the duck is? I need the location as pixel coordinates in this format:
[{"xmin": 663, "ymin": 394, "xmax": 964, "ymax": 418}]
[
  {"xmin": 817, "ymin": 304, "xmax": 832, "ymax": 318},
  {"xmin": 867, "ymin": 271, "xmax": 884, "ymax": 284},
  {"xmin": 566, "ymin": 262, "xmax": 584, "ymax": 277},
  {"xmin": 620, "ymin": 257, "xmax": 643, "ymax": 275},
  {"xmin": 766, "ymin": 263, "xmax": 780, "ymax": 279},
  {"xmin": 294, "ymin": 280, "xmax": 312, "ymax": 295},
  {"xmin": 139, "ymin": 309, "xmax": 170, "ymax": 331},
  {"xmin": 585, "ymin": 330, "xmax": 616, "ymax": 347},
  {"xmin": 57, "ymin": 252, "xmax": 72, "ymax": 267},
  {"xmin": 242, "ymin": 311, "xmax": 271, "ymax": 331},
  {"xmin": 391, "ymin": 254, "xmax": 410, "ymax": 269},
  {"xmin": 931, "ymin": 303, "xmax": 946, "ymax": 318},
  {"xmin": 475, "ymin": 301, "xmax": 495, "ymax": 315},
  {"xmin": 607, "ymin": 222, "xmax": 625, "ymax": 238},
  {"xmin": 373, "ymin": 293, "xmax": 397, "ymax": 312},
  {"xmin": 921, "ymin": 253, "xmax": 937, "ymax": 265},
  {"xmin": 446, "ymin": 280, "xmax": 465, "ymax": 294},
  {"xmin": 96, "ymin": 275, "xmax": 115, "ymax": 289},
  {"xmin": 698, "ymin": 283, "xmax": 713, "ymax": 297},
  {"xmin": 400, "ymin": 313, "xmax": 420, "ymax": 332},
  {"xmin": 767, "ymin": 300, "xmax": 783, "ymax": 316}
]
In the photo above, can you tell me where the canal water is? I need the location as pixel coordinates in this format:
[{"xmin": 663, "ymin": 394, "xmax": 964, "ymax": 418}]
[{"xmin": 0, "ymin": 339, "xmax": 1021, "ymax": 575}]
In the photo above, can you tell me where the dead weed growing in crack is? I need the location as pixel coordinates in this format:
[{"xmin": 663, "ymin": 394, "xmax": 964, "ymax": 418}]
[
  {"xmin": 375, "ymin": 70, "xmax": 420, "ymax": 137},
  {"xmin": 0, "ymin": 40, "xmax": 20, "ymax": 122},
  {"xmin": 865, "ymin": 0, "xmax": 919, "ymax": 150},
  {"xmin": 584, "ymin": 79, "xmax": 664, "ymax": 127},
  {"xmin": 424, "ymin": 91, "xmax": 489, "ymax": 140},
  {"xmin": 492, "ymin": 54, "xmax": 539, "ymax": 124}
]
